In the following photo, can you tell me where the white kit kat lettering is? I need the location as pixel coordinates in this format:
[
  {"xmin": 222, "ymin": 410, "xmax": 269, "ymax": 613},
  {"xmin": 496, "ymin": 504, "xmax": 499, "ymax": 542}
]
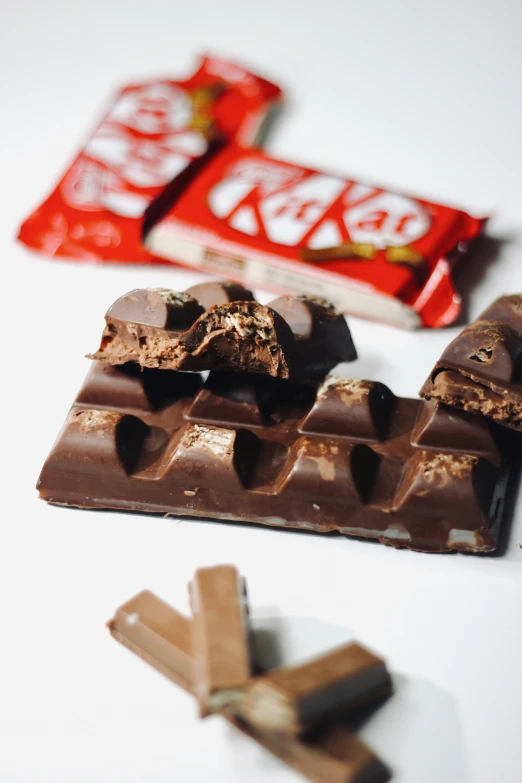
[
  {"xmin": 84, "ymin": 126, "xmax": 204, "ymax": 189},
  {"xmin": 344, "ymin": 192, "xmax": 430, "ymax": 248},
  {"xmin": 259, "ymin": 175, "xmax": 347, "ymax": 245},
  {"xmin": 208, "ymin": 163, "xmax": 431, "ymax": 249},
  {"xmin": 105, "ymin": 83, "xmax": 194, "ymax": 134}
]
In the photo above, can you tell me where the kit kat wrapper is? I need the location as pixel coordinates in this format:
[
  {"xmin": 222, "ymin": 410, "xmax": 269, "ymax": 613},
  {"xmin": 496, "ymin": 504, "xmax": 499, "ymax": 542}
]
[
  {"xmin": 143, "ymin": 144, "xmax": 486, "ymax": 329},
  {"xmin": 18, "ymin": 56, "xmax": 283, "ymax": 265}
]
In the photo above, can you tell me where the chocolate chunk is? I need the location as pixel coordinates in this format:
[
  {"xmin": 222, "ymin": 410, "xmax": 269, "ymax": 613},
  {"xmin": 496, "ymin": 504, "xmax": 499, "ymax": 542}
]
[
  {"xmin": 189, "ymin": 566, "xmax": 251, "ymax": 715},
  {"xmin": 420, "ymin": 294, "xmax": 522, "ymax": 431},
  {"xmin": 410, "ymin": 400, "xmax": 501, "ymax": 466},
  {"xmin": 108, "ymin": 591, "xmax": 391, "ymax": 783},
  {"xmin": 76, "ymin": 363, "xmax": 202, "ymax": 429},
  {"xmin": 88, "ymin": 282, "xmax": 356, "ymax": 379},
  {"xmin": 269, "ymin": 295, "xmax": 357, "ymax": 377},
  {"xmin": 239, "ymin": 643, "xmax": 391, "ymax": 735},
  {"xmin": 393, "ymin": 451, "xmax": 498, "ymax": 526},
  {"xmin": 37, "ymin": 367, "xmax": 519, "ymax": 553},
  {"xmin": 185, "ymin": 372, "xmax": 281, "ymax": 428},
  {"xmin": 299, "ymin": 377, "xmax": 395, "ymax": 441}
]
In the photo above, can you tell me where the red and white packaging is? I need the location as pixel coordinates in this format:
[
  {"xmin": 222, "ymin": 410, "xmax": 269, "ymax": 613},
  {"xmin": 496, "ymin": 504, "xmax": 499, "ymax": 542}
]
[
  {"xmin": 144, "ymin": 144, "xmax": 486, "ymax": 328},
  {"xmin": 18, "ymin": 56, "xmax": 283, "ymax": 264}
]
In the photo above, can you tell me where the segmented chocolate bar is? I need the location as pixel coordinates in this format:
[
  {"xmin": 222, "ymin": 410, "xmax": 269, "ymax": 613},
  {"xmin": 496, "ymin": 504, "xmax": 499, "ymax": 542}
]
[
  {"xmin": 88, "ymin": 281, "xmax": 357, "ymax": 379},
  {"xmin": 37, "ymin": 363, "xmax": 518, "ymax": 553}
]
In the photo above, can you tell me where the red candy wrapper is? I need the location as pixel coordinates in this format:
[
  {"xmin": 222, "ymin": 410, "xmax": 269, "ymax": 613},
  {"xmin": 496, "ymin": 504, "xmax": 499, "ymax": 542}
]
[
  {"xmin": 18, "ymin": 56, "xmax": 282, "ymax": 264},
  {"xmin": 145, "ymin": 144, "xmax": 486, "ymax": 328}
]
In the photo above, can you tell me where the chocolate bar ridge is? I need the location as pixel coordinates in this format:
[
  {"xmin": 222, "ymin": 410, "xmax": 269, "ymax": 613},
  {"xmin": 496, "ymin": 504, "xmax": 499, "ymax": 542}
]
[
  {"xmin": 420, "ymin": 294, "xmax": 522, "ymax": 431},
  {"xmin": 37, "ymin": 363, "xmax": 518, "ymax": 553},
  {"xmin": 88, "ymin": 281, "xmax": 357, "ymax": 379}
]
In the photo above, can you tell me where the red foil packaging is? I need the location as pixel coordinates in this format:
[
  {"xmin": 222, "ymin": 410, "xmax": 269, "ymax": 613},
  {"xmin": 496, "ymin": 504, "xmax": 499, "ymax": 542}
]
[
  {"xmin": 144, "ymin": 144, "xmax": 486, "ymax": 328},
  {"xmin": 18, "ymin": 56, "xmax": 283, "ymax": 264}
]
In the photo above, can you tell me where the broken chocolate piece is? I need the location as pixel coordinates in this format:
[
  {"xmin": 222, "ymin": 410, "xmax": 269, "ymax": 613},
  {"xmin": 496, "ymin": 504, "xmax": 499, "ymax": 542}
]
[
  {"xmin": 270, "ymin": 295, "xmax": 358, "ymax": 378},
  {"xmin": 189, "ymin": 565, "xmax": 251, "ymax": 715},
  {"xmin": 108, "ymin": 591, "xmax": 391, "ymax": 783},
  {"xmin": 37, "ymin": 367, "xmax": 519, "ymax": 553},
  {"xmin": 239, "ymin": 643, "xmax": 391, "ymax": 735},
  {"xmin": 420, "ymin": 294, "xmax": 522, "ymax": 431},
  {"xmin": 88, "ymin": 282, "xmax": 356, "ymax": 379}
]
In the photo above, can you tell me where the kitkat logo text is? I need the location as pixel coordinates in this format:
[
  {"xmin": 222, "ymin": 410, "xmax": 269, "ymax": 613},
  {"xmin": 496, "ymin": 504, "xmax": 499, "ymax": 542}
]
[{"xmin": 208, "ymin": 158, "xmax": 431, "ymax": 249}]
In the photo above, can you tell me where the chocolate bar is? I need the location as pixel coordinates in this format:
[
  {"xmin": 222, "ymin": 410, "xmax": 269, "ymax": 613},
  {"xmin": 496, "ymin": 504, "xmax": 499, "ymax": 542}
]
[
  {"xmin": 108, "ymin": 591, "xmax": 391, "ymax": 783},
  {"xmin": 420, "ymin": 295, "xmax": 522, "ymax": 432},
  {"xmin": 239, "ymin": 643, "xmax": 391, "ymax": 735},
  {"xmin": 37, "ymin": 362, "xmax": 518, "ymax": 553},
  {"xmin": 143, "ymin": 143, "xmax": 486, "ymax": 328},
  {"xmin": 189, "ymin": 565, "xmax": 251, "ymax": 715},
  {"xmin": 88, "ymin": 282, "xmax": 356, "ymax": 379}
]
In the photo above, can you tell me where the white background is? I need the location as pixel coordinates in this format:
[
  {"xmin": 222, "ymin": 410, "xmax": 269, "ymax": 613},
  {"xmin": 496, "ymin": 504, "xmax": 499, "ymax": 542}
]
[{"xmin": 1, "ymin": 1, "xmax": 522, "ymax": 781}]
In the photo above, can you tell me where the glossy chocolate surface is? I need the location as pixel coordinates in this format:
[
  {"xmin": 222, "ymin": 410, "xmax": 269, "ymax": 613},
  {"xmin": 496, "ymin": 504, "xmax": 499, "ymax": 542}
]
[
  {"xmin": 420, "ymin": 295, "xmax": 522, "ymax": 431},
  {"xmin": 189, "ymin": 565, "xmax": 251, "ymax": 715},
  {"xmin": 37, "ymin": 364, "xmax": 518, "ymax": 553}
]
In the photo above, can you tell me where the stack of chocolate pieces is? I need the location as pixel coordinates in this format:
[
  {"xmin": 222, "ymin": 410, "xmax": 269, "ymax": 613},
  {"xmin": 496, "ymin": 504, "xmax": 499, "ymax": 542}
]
[
  {"xmin": 420, "ymin": 294, "xmax": 522, "ymax": 433},
  {"xmin": 108, "ymin": 565, "xmax": 393, "ymax": 783},
  {"xmin": 37, "ymin": 284, "xmax": 521, "ymax": 553}
]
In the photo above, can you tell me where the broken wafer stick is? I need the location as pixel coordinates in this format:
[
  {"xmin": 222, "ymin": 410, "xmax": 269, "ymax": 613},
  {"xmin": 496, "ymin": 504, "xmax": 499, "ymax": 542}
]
[
  {"xmin": 189, "ymin": 565, "xmax": 252, "ymax": 715},
  {"xmin": 107, "ymin": 590, "xmax": 391, "ymax": 783},
  {"xmin": 239, "ymin": 642, "xmax": 392, "ymax": 735},
  {"xmin": 301, "ymin": 244, "xmax": 378, "ymax": 263}
]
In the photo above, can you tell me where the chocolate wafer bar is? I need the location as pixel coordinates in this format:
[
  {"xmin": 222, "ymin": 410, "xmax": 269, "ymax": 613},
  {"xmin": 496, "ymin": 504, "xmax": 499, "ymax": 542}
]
[
  {"xmin": 88, "ymin": 281, "xmax": 356, "ymax": 379},
  {"xmin": 37, "ymin": 364, "xmax": 518, "ymax": 553},
  {"xmin": 189, "ymin": 565, "xmax": 251, "ymax": 715},
  {"xmin": 108, "ymin": 591, "xmax": 391, "ymax": 783},
  {"xmin": 239, "ymin": 643, "xmax": 391, "ymax": 735},
  {"xmin": 420, "ymin": 294, "xmax": 522, "ymax": 432}
]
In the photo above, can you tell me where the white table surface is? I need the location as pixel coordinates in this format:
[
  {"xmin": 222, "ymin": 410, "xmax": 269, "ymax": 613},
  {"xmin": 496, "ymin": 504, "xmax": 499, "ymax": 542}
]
[{"xmin": 1, "ymin": 1, "xmax": 521, "ymax": 781}]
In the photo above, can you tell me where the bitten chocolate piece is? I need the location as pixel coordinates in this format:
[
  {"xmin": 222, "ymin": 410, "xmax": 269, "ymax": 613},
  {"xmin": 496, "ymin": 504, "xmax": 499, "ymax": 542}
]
[
  {"xmin": 88, "ymin": 281, "xmax": 356, "ymax": 379},
  {"xmin": 420, "ymin": 294, "xmax": 522, "ymax": 431},
  {"xmin": 189, "ymin": 565, "xmax": 251, "ymax": 715},
  {"xmin": 37, "ymin": 365, "xmax": 519, "ymax": 553},
  {"xmin": 239, "ymin": 643, "xmax": 391, "ymax": 735},
  {"xmin": 108, "ymin": 591, "xmax": 390, "ymax": 783}
]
